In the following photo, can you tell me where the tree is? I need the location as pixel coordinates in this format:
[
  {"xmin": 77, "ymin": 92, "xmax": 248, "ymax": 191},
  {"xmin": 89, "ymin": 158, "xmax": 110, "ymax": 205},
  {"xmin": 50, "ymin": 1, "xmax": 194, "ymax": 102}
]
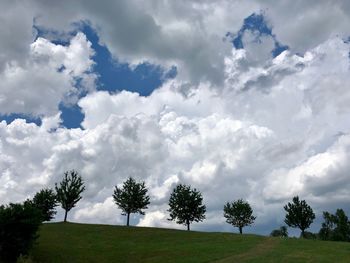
[
  {"xmin": 223, "ymin": 199, "xmax": 256, "ymax": 234},
  {"xmin": 168, "ymin": 184, "xmax": 206, "ymax": 231},
  {"xmin": 319, "ymin": 209, "xmax": 350, "ymax": 241},
  {"xmin": 319, "ymin": 211, "xmax": 336, "ymax": 241},
  {"xmin": 284, "ymin": 196, "xmax": 315, "ymax": 238},
  {"xmin": 270, "ymin": 226, "xmax": 288, "ymax": 237},
  {"xmin": 0, "ymin": 202, "xmax": 42, "ymax": 262},
  {"xmin": 55, "ymin": 170, "xmax": 85, "ymax": 222},
  {"xmin": 112, "ymin": 177, "xmax": 150, "ymax": 226},
  {"xmin": 32, "ymin": 188, "xmax": 58, "ymax": 222},
  {"xmin": 332, "ymin": 209, "xmax": 350, "ymax": 241}
]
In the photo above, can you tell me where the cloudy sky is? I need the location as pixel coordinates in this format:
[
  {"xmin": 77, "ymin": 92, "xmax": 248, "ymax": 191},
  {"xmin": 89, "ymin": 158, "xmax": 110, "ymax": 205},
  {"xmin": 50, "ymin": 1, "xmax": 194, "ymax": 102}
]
[{"xmin": 1, "ymin": 0, "xmax": 350, "ymax": 235}]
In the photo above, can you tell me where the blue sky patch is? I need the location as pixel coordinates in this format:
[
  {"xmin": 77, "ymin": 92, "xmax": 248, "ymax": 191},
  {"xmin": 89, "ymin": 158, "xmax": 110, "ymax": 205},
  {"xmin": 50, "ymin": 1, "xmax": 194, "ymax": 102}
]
[
  {"xmin": 13, "ymin": 22, "xmax": 177, "ymax": 129},
  {"xmin": 0, "ymin": 113, "xmax": 42, "ymax": 126},
  {"xmin": 227, "ymin": 13, "xmax": 288, "ymax": 57},
  {"xmin": 5, "ymin": 15, "xmax": 288, "ymax": 129},
  {"xmin": 59, "ymin": 103, "xmax": 84, "ymax": 129},
  {"xmin": 81, "ymin": 24, "xmax": 176, "ymax": 96}
]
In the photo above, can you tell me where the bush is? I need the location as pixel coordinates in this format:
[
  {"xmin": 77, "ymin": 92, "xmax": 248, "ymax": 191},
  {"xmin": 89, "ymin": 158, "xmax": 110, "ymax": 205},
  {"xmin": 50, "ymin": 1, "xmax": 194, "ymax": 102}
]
[
  {"xmin": 16, "ymin": 255, "xmax": 34, "ymax": 263},
  {"xmin": 302, "ymin": 231, "xmax": 317, "ymax": 240},
  {"xmin": 270, "ymin": 226, "xmax": 288, "ymax": 237},
  {"xmin": 0, "ymin": 202, "xmax": 42, "ymax": 262}
]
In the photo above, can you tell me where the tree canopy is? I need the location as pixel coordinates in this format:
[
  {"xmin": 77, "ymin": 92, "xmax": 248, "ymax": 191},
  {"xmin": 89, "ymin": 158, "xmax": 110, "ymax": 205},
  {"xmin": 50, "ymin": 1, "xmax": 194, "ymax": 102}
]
[
  {"xmin": 284, "ymin": 196, "xmax": 315, "ymax": 238},
  {"xmin": 113, "ymin": 177, "xmax": 150, "ymax": 226},
  {"xmin": 319, "ymin": 209, "xmax": 350, "ymax": 241},
  {"xmin": 55, "ymin": 170, "xmax": 85, "ymax": 222},
  {"xmin": 168, "ymin": 184, "xmax": 206, "ymax": 231},
  {"xmin": 223, "ymin": 199, "xmax": 256, "ymax": 234},
  {"xmin": 32, "ymin": 188, "xmax": 57, "ymax": 222}
]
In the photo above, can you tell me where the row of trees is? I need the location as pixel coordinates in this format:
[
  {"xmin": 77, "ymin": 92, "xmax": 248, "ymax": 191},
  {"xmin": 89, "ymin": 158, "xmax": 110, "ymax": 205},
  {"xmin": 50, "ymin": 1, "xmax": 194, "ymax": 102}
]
[
  {"xmin": 113, "ymin": 178, "xmax": 255, "ymax": 232},
  {"xmin": 1, "ymin": 171, "xmax": 349, "ymax": 262},
  {"xmin": 7, "ymin": 171, "xmax": 349, "ymax": 237},
  {"xmin": 113, "ymin": 178, "xmax": 350, "ymax": 242}
]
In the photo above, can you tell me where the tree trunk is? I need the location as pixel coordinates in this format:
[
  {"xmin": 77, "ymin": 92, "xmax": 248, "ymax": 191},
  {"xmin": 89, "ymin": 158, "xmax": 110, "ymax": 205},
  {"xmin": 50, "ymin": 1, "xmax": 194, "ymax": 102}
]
[
  {"xmin": 301, "ymin": 229, "xmax": 305, "ymax": 238},
  {"xmin": 127, "ymin": 212, "xmax": 130, "ymax": 226},
  {"xmin": 64, "ymin": 210, "xmax": 68, "ymax": 222},
  {"xmin": 186, "ymin": 219, "xmax": 190, "ymax": 231},
  {"xmin": 239, "ymin": 226, "xmax": 243, "ymax": 234}
]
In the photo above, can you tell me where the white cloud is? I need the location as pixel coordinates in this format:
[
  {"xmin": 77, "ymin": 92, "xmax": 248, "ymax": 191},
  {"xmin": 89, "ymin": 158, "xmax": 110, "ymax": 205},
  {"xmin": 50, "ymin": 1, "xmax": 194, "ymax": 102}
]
[
  {"xmin": 0, "ymin": 32, "xmax": 96, "ymax": 117},
  {"xmin": 14, "ymin": 0, "xmax": 348, "ymax": 86},
  {"xmin": 2, "ymin": 0, "xmax": 350, "ymax": 88},
  {"xmin": 1, "ymin": 1, "xmax": 350, "ymax": 235}
]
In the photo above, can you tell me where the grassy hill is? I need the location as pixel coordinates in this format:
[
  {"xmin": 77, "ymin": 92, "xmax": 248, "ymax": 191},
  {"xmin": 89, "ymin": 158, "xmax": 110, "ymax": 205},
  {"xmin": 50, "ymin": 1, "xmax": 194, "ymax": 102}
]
[{"xmin": 29, "ymin": 222, "xmax": 350, "ymax": 262}]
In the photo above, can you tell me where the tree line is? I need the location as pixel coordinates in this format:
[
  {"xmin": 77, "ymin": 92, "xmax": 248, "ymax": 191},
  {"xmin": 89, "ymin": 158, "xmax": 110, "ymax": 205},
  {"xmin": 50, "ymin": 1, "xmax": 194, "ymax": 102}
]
[{"xmin": 1, "ymin": 170, "xmax": 349, "ymax": 262}]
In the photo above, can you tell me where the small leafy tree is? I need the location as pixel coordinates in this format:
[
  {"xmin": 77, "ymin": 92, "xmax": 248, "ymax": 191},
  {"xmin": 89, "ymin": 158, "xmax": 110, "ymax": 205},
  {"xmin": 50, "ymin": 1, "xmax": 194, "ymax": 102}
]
[
  {"xmin": 112, "ymin": 177, "xmax": 150, "ymax": 226},
  {"xmin": 223, "ymin": 199, "xmax": 256, "ymax": 234},
  {"xmin": 0, "ymin": 202, "xmax": 42, "ymax": 262},
  {"xmin": 32, "ymin": 188, "xmax": 58, "ymax": 222},
  {"xmin": 55, "ymin": 170, "xmax": 85, "ymax": 222},
  {"xmin": 168, "ymin": 184, "xmax": 206, "ymax": 231},
  {"xmin": 284, "ymin": 196, "xmax": 315, "ymax": 238},
  {"xmin": 270, "ymin": 226, "xmax": 288, "ymax": 237},
  {"xmin": 319, "ymin": 209, "xmax": 350, "ymax": 241},
  {"xmin": 319, "ymin": 211, "xmax": 336, "ymax": 241}
]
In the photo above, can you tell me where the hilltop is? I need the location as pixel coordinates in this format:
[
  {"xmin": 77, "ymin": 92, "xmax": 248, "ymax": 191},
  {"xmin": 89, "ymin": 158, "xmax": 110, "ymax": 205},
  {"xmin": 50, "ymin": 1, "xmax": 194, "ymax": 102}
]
[{"xmin": 29, "ymin": 223, "xmax": 350, "ymax": 262}]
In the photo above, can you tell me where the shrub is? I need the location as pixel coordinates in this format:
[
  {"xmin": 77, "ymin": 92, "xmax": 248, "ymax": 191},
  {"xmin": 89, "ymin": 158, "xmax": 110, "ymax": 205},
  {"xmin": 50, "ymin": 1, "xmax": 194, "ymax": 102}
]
[
  {"xmin": 302, "ymin": 231, "xmax": 317, "ymax": 240},
  {"xmin": 270, "ymin": 226, "xmax": 288, "ymax": 237},
  {"xmin": 0, "ymin": 202, "xmax": 42, "ymax": 262}
]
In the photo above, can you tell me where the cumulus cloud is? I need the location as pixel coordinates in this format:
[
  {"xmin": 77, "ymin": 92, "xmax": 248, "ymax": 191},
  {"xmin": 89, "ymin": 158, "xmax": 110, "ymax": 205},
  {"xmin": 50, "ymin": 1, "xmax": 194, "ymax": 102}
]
[
  {"xmin": 20, "ymin": 0, "xmax": 350, "ymax": 86},
  {"xmin": 0, "ymin": 32, "xmax": 96, "ymax": 117},
  {"xmin": 1, "ymin": 1, "xmax": 350, "ymax": 235},
  {"xmin": 2, "ymin": 35, "xmax": 350, "ymax": 234},
  {"xmin": 2, "ymin": 0, "xmax": 350, "ymax": 88}
]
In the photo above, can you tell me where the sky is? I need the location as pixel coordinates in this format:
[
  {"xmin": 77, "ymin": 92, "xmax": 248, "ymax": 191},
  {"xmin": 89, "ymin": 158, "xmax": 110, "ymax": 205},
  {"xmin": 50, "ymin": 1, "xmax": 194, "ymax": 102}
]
[{"xmin": 1, "ymin": 0, "xmax": 350, "ymax": 236}]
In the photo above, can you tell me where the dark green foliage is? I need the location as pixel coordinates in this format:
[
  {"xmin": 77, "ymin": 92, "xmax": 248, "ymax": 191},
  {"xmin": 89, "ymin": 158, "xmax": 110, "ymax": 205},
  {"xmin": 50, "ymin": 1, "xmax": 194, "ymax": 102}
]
[
  {"xmin": 284, "ymin": 196, "xmax": 315, "ymax": 238},
  {"xmin": 270, "ymin": 226, "xmax": 288, "ymax": 237},
  {"xmin": 0, "ymin": 202, "xmax": 42, "ymax": 262},
  {"xmin": 168, "ymin": 184, "xmax": 206, "ymax": 231},
  {"xmin": 223, "ymin": 199, "xmax": 256, "ymax": 234},
  {"xmin": 319, "ymin": 211, "xmax": 335, "ymax": 241},
  {"xmin": 32, "ymin": 188, "xmax": 57, "ymax": 222},
  {"xmin": 302, "ymin": 231, "xmax": 317, "ymax": 239},
  {"xmin": 319, "ymin": 209, "xmax": 350, "ymax": 242},
  {"xmin": 113, "ymin": 177, "xmax": 150, "ymax": 226},
  {"xmin": 55, "ymin": 170, "xmax": 85, "ymax": 222}
]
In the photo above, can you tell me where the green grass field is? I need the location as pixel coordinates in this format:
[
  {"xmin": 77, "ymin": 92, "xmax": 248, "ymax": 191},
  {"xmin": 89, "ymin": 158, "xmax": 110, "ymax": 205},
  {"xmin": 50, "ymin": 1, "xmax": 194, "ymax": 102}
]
[{"xmin": 29, "ymin": 222, "xmax": 350, "ymax": 263}]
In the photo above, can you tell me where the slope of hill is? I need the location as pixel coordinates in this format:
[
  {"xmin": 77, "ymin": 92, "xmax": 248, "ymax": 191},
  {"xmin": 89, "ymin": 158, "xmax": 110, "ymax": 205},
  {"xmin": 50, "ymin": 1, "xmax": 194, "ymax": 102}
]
[{"xmin": 30, "ymin": 223, "xmax": 350, "ymax": 262}]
